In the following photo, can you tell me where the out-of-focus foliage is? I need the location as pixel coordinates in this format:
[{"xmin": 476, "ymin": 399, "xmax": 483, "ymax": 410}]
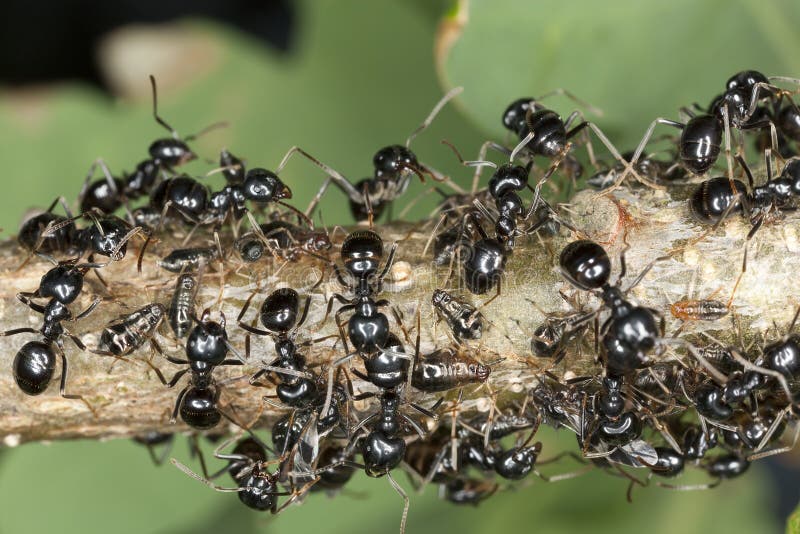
[
  {"xmin": 438, "ymin": 0, "xmax": 800, "ymax": 149},
  {"xmin": 0, "ymin": 1, "xmax": 791, "ymax": 533}
]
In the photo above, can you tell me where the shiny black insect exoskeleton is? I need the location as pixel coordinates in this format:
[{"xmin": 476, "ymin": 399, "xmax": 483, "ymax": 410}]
[
  {"xmin": 18, "ymin": 198, "xmax": 78, "ymax": 255},
  {"xmin": 690, "ymin": 156, "xmax": 800, "ymax": 226},
  {"xmin": 171, "ymin": 434, "xmax": 314, "ymax": 513},
  {"xmin": 1, "ymin": 259, "xmax": 101, "ymax": 407},
  {"xmin": 157, "ymin": 311, "xmax": 242, "ymax": 429},
  {"xmin": 238, "ymin": 287, "xmax": 317, "ymax": 408},
  {"xmin": 321, "ymin": 230, "xmax": 400, "ymax": 412},
  {"xmin": 304, "ymin": 88, "xmax": 462, "ymax": 222},
  {"xmin": 78, "ymin": 75, "xmax": 210, "ymax": 215},
  {"xmin": 502, "ymin": 95, "xmax": 647, "ymax": 189},
  {"xmin": 559, "ymin": 239, "xmax": 664, "ymax": 375}
]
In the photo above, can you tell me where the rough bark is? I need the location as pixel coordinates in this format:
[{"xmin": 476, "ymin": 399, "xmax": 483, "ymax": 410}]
[{"xmin": 0, "ymin": 183, "xmax": 796, "ymax": 446}]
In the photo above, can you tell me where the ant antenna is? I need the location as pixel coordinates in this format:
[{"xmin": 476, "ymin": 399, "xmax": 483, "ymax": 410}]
[
  {"xmin": 149, "ymin": 75, "xmax": 179, "ymax": 139},
  {"xmin": 406, "ymin": 86, "xmax": 464, "ymax": 148}
]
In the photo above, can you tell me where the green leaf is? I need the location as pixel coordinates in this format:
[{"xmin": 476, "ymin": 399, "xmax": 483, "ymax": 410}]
[
  {"xmin": 438, "ymin": 0, "xmax": 800, "ymax": 149},
  {"xmin": 788, "ymin": 504, "xmax": 800, "ymax": 534}
]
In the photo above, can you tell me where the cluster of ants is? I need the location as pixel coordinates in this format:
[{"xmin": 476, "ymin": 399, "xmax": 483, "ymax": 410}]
[{"xmin": 7, "ymin": 71, "xmax": 800, "ymax": 533}]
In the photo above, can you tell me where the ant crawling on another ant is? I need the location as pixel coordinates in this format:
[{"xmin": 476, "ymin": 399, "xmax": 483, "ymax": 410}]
[{"xmin": 79, "ymin": 75, "xmax": 227, "ymax": 216}]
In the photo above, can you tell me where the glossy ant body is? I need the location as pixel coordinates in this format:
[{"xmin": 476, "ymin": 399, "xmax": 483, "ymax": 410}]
[
  {"xmin": 302, "ymin": 87, "xmax": 463, "ymax": 223},
  {"xmin": 156, "ymin": 311, "xmax": 242, "ymax": 429},
  {"xmin": 558, "ymin": 239, "xmax": 665, "ymax": 375},
  {"xmin": 1, "ymin": 258, "xmax": 101, "ymax": 410}
]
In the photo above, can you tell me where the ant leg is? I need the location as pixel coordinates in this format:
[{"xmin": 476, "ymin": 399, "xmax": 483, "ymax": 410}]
[
  {"xmin": 149, "ymin": 74, "xmax": 180, "ymax": 139},
  {"xmin": 57, "ymin": 346, "xmax": 97, "ymax": 416},
  {"xmin": 535, "ymin": 88, "xmax": 604, "ymax": 116},
  {"xmin": 386, "ymin": 472, "xmax": 410, "ymax": 534},
  {"xmin": 748, "ymin": 417, "xmax": 800, "ymax": 461},
  {"xmin": 0, "ymin": 327, "xmax": 39, "ymax": 337},
  {"xmin": 320, "ymin": 351, "xmax": 358, "ymax": 421},
  {"xmin": 582, "ymin": 122, "xmax": 662, "ymax": 190},
  {"xmin": 406, "ymin": 86, "xmax": 463, "ymax": 148},
  {"xmin": 170, "ymin": 458, "xmax": 243, "ymax": 492},
  {"xmin": 74, "ymin": 298, "xmax": 102, "ymax": 321},
  {"xmin": 378, "ymin": 243, "xmax": 399, "ymax": 281}
]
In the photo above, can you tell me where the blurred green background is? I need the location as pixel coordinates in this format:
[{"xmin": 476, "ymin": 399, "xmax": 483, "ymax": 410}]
[{"xmin": 1, "ymin": 0, "xmax": 799, "ymax": 532}]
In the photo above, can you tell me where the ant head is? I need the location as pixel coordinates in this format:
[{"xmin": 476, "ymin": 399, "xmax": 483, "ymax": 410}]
[
  {"xmin": 726, "ymin": 70, "xmax": 768, "ymax": 92},
  {"xmin": 148, "ymin": 138, "xmax": 196, "ymax": 167},
  {"xmin": 341, "ymin": 230, "xmax": 383, "ymax": 276},
  {"xmin": 373, "ymin": 145, "xmax": 419, "ymax": 180},
  {"xmin": 243, "ymin": 168, "xmax": 292, "ymax": 202},
  {"xmin": 502, "ymin": 97, "xmax": 537, "ymax": 134},
  {"xmin": 260, "ymin": 288, "xmax": 300, "ymax": 333},
  {"xmin": 39, "ymin": 264, "xmax": 85, "ymax": 304},
  {"xmin": 186, "ymin": 319, "xmax": 229, "ymax": 365},
  {"xmin": 82, "ymin": 216, "xmax": 130, "ymax": 260},
  {"xmin": 559, "ymin": 240, "xmax": 611, "ymax": 290},
  {"xmin": 179, "ymin": 387, "xmax": 221, "ymax": 430}
]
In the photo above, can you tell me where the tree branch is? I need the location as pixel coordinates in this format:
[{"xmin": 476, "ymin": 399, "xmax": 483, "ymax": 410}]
[{"xmin": 0, "ymin": 184, "xmax": 794, "ymax": 445}]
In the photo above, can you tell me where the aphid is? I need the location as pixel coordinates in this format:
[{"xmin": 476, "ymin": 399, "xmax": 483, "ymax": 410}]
[
  {"xmin": 411, "ymin": 345, "xmax": 491, "ymax": 393},
  {"xmin": 431, "ymin": 289, "xmax": 484, "ymax": 341},
  {"xmin": 95, "ymin": 303, "xmax": 166, "ymax": 357},
  {"xmin": 158, "ymin": 245, "xmax": 220, "ymax": 273},
  {"xmin": 670, "ymin": 299, "xmax": 729, "ymax": 322},
  {"xmin": 168, "ymin": 274, "xmax": 198, "ymax": 339}
]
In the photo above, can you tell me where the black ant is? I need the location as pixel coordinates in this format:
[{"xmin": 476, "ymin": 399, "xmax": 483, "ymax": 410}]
[
  {"xmin": 558, "ymin": 239, "xmax": 665, "ymax": 375},
  {"xmin": 319, "ymin": 229, "xmax": 399, "ymax": 415},
  {"xmin": 500, "ymin": 94, "xmax": 654, "ymax": 193},
  {"xmin": 237, "ymin": 287, "xmax": 318, "ymax": 409},
  {"xmin": 301, "ymin": 87, "xmax": 463, "ymax": 223},
  {"xmin": 17, "ymin": 197, "xmax": 78, "ymax": 257},
  {"xmin": 625, "ymin": 71, "xmax": 799, "ymax": 184},
  {"xmin": 171, "ymin": 433, "xmax": 318, "ymax": 512},
  {"xmin": 1, "ymin": 258, "xmax": 102, "ymax": 411},
  {"xmin": 154, "ymin": 310, "xmax": 243, "ymax": 429},
  {"xmin": 79, "ymin": 75, "xmax": 224, "ymax": 215}
]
